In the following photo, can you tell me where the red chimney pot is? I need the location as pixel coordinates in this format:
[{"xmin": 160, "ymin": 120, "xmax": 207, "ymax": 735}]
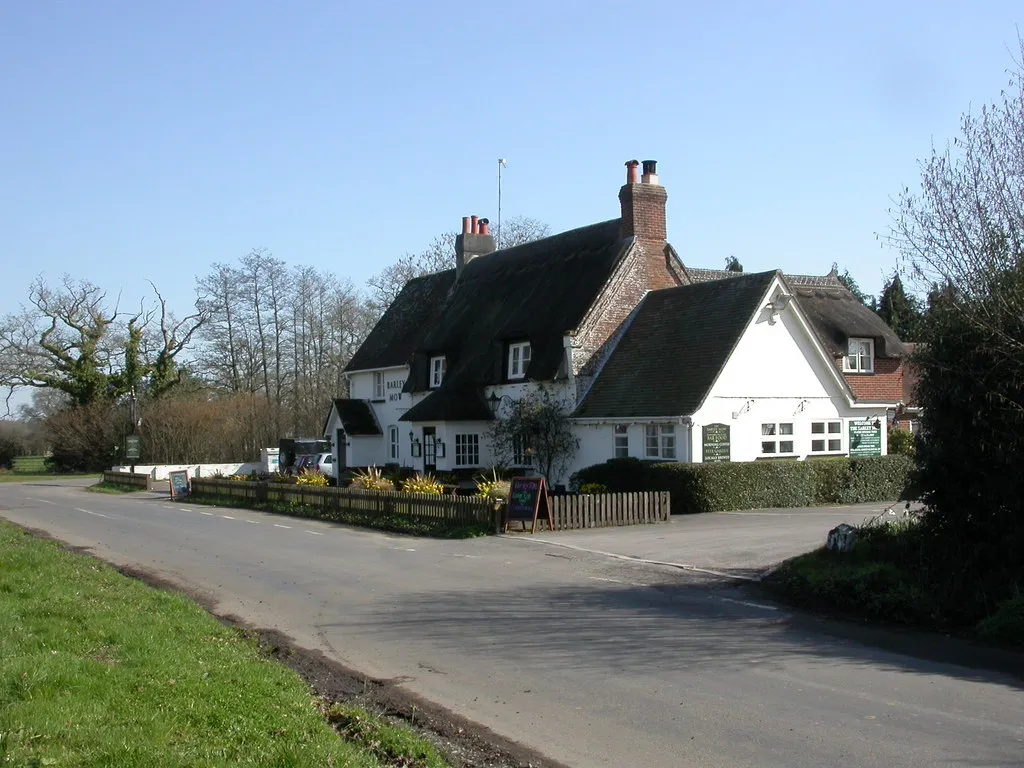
[
  {"xmin": 479, "ymin": 218, "xmax": 489, "ymax": 235},
  {"xmin": 625, "ymin": 160, "xmax": 640, "ymax": 184},
  {"xmin": 462, "ymin": 216, "xmax": 471, "ymax": 234},
  {"xmin": 470, "ymin": 215, "xmax": 479, "ymax": 234}
]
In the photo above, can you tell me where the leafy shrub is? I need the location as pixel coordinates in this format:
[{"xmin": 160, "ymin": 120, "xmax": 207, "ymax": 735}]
[
  {"xmin": 296, "ymin": 469, "xmax": 329, "ymax": 487},
  {"xmin": 887, "ymin": 428, "xmax": 916, "ymax": 457},
  {"xmin": 974, "ymin": 594, "xmax": 1024, "ymax": 647},
  {"xmin": 570, "ymin": 455, "xmax": 914, "ymax": 513},
  {"xmin": 349, "ymin": 465, "xmax": 395, "ymax": 492},
  {"xmin": 401, "ymin": 473, "xmax": 444, "ymax": 495},
  {"xmin": 579, "ymin": 483, "xmax": 608, "ymax": 495},
  {"xmin": 271, "ymin": 471, "xmax": 298, "ymax": 485}
]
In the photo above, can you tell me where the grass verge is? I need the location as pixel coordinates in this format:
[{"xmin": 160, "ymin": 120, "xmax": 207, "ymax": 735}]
[
  {"xmin": 0, "ymin": 473, "xmax": 101, "ymax": 484},
  {"xmin": 0, "ymin": 520, "xmax": 449, "ymax": 767},
  {"xmin": 86, "ymin": 481, "xmax": 145, "ymax": 494},
  {"xmin": 188, "ymin": 494, "xmax": 494, "ymax": 539},
  {"xmin": 761, "ymin": 518, "xmax": 1024, "ymax": 648}
]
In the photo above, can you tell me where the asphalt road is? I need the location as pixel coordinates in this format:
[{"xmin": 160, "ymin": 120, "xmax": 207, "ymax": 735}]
[{"xmin": 2, "ymin": 481, "xmax": 1022, "ymax": 768}]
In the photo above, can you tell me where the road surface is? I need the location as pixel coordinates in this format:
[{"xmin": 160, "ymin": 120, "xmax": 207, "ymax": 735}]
[{"xmin": 1, "ymin": 480, "xmax": 1021, "ymax": 768}]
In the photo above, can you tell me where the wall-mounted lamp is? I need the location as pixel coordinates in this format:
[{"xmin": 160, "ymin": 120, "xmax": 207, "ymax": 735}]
[
  {"xmin": 435, "ymin": 440, "xmax": 446, "ymax": 458},
  {"xmin": 766, "ymin": 293, "xmax": 793, "ymax": 325},
  {"xmin": 408, "ymin": 431, "xmax": 422, "ymax": 457},
  {"xmin": 731, "ymin": 399, "xmax": 755, "ymax": 420},
  {"xmin": 794, "ymin": 398, "xmax": 809, "ymax": 415},
  {"xmin": 487, "ymin": 391, "xmax": 502, "ymax": 414}
]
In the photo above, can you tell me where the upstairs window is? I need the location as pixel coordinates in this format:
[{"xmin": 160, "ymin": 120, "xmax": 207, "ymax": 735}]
[
  {"xmin": 372, "ymin": 371, "xmax": 384, "ymax": 400},
  {"xmin": 810, "ymin": 421, "xmax": 842, "ymax": 453},
  {"xmin": 614, "ymin": 425, "xmax": 629, "ymax": 459},
  {"xmin": 430, "ymin": 356, "xmax": 445, "ymax": 388},
  {"xmin": 761, "ymin": 423, "xmax": 794, "ymax": 455},
  {"xmin": 644, "ymin": 424, "xmax": 676, "ymax": 459},
  {"xmin": 508, "ymin": 342, "xmax": 531, "ymax": 380},
  {"xmin": 843, "ymin": 338, "xmax": 874, "ymax": 373}
]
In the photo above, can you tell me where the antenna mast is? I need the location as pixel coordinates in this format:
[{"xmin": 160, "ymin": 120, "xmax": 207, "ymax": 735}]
[{"xmin": 497, "ymin": 158, "xmax": 507, "ymax": 249}]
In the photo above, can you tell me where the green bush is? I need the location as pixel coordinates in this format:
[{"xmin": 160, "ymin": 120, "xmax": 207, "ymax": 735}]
[
  {"xmin": 571, "ymin": 455, "xmax": 914, "ymax": 513},
  {"xmin": 579, "ymin": 483, "xmax": 609, "ymax": 495},
  {"xmin": 887, "ymin": 427, "xmax": 916, "ymax": 457},
  {"xmin": 974, "ymin": 594, "xmax": 1024, "ymax": 647}
]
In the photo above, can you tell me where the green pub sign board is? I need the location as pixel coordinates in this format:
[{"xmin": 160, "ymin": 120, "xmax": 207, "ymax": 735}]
[
  {"xmin": 125, "ymin": 435, "xmax": 141, "ymax": 460},
  {"xmin": 702, "ymin": 423, "xmax": 731, "ymax": 463},
  {"xmin": 848, "ymin": 421, "xmax": 882, "ymax": 458}
]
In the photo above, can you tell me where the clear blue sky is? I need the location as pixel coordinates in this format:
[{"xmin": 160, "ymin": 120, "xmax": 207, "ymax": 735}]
[{"xmin": 1, "ymin": 1, "xmax": 1020, "ymax": 321}]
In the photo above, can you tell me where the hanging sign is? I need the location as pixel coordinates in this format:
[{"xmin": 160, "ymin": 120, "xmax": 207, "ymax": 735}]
[
  {"xmin": 849, "ymin": 421, "xmax": 882, "ymax": 458},
  {"xmin": 505, "ymin": 476, "xmax": 554, "ymax": 533}
]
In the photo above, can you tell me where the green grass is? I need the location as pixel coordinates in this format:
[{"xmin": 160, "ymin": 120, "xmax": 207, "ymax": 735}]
[
  {"xmin": 85, "ymin": 481, "xmax": 145, "ymax": 494},
  {"xmin": 0, "ymin": 520, "xmax": 448, "ymax": 767},
  {"xmin": 0, "ymin": 473, "xmax": 101, "ymax": 484}
]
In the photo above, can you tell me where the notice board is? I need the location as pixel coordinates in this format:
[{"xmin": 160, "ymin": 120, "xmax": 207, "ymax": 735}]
[
  {"xmin": 506, "ymin": 476, "xmax": 554, "ymax": 533},
  {"xmin": 168, "ymin": 470, "xmax": 190, "ymax": 499}
]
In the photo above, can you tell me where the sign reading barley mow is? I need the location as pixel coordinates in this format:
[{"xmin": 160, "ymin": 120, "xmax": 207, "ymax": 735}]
[
  {"xmin": 702, "ymin": 423, "xmax": 731, "ymax": 462},
  {"xmin": 848, "ymin": 421, "xmax": 882, "ymax": 458}
]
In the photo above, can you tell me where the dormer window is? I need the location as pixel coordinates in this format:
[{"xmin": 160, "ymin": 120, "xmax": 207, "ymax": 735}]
[
  {"xmin": 843, "ymin": 338, "xmax": 874, "ymax": 373},
  {"xmin": 508, "ymin": 342, "xmax": 531, "ymax": 380},
  {"xmin": 430, "ymin": 356, "xmax": 446, "ymax": 388}
]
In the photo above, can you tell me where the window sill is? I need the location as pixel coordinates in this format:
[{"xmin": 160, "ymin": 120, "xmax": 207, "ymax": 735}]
[
  {"xmin": 756, "ymin": 455, "xmax": 798, "ymax": 460},
  {"xmin": 842, "ymin": 370, "xmax": 875, "ymax": 375}
]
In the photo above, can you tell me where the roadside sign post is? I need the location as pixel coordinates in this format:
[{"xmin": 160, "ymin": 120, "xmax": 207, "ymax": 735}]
[{"xmin": 125, "ymin": 435, "xmax": 141, "ymax": 475}]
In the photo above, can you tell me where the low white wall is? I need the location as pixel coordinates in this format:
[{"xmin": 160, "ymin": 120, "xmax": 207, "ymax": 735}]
[{"xmin": 111, "ymin": 463, "xmax": 262, "ymax": 482}]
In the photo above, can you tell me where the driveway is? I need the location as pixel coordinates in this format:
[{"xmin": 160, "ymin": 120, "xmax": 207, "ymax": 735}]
[{"xmin": 527, "ymin": 501, "xmax": 911, "ymax": 578}]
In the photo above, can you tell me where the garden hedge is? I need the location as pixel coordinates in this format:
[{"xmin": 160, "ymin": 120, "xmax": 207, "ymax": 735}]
[{"xmin": 570, "ymin": 455, "xmax": 914, "ymax": 513}]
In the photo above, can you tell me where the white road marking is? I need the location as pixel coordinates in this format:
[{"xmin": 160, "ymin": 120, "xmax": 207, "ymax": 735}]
[
  {"xmin": 221, "ymin": 515, "xmax": 235, "ymax": 520},
  {"xmin": 74, "ymin": 508, "xmax": 110, "ymax": 519},
  {"xmin": 274, "ymin": 524, "xmax": 291, "ymax": 529},
  {"xmin": 716, "ymin": 596, "xmax": 779, "ymax": 611},
  {"xmin": 28, "ymin": 498, "xmax": 56, "ymax": 505},
  {"xmin": 452, "ymin": 553, "xmax": 479, "ymax": 558},
  {"xmin": 508, "ymin": 537, "xmax": 760, "ymax": 581},
  {"xmin": 305, "ymin": 530, "xmax": 323, "ymax": 536},
  {"xmin": 244, "ymin": 520, "xmax": 258, "ymax": 524},
  {"xmin": 200, "ymin": 511, "xmax": 214, "ymax": 516},
  {"xmin": 588, "ymin": 576, "xmax": 624, "ymax": 584},
  {"xmin": 161, "ymin": 505, "xmax": 176, "ymax": 510}
]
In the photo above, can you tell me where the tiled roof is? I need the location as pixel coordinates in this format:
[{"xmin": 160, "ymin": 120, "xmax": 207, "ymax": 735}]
[{"xmin": 576, "ymin": 271, "xmax": 779, "ymax": 418}]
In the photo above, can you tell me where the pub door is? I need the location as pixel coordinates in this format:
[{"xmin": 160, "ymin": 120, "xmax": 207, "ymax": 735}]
[{"xmin": 422, "ymin": 427, "xmax": 437, "ymax": 473}]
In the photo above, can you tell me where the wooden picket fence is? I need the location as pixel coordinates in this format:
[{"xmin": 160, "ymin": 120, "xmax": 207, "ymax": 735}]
[
  {"xmin": 102, "ymin": 470, "xmax": 149, "ymax": 490},
  {"xmin": 549, "ymin": 491, "xmax": 670, "ymax": 530},
  {"xmin": 188, "ymin": 479, "xmax": 670, "ymax": 534},
  {"xmin": 189, "ymin": 478, "xmax": 500, "ymax": 530}
]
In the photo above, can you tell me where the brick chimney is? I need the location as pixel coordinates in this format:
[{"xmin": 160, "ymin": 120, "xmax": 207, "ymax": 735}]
[
  {"xmin": 619, "ymin": 159, "xmax": 667, "ymax": 242},
  {"xmin": 456, "ymin": 215, "xmax": 496, "ymax": 276}
]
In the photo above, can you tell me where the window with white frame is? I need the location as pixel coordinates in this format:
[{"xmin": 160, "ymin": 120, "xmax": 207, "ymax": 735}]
[
  {"xmin": 388, "ymin": 426, "xmax": 399, "ymax": 461},
  {"xmin": 761, "ymin": 423, "xmax": 794, "ymax": 455},
  {"xmin": 810, "ymin": 420, "xmax": 842, "ymax": 453},
  {"xmin": 644, "ymin": 424, "xmax": 676, "ymax": 459},
  {"xmin": 512, "ymin": 435, "xmax": 532, "ymax": 466},
  {"xmin": 508, "ymin": 342, "xmax": 531, "ymax": 379},
  {"xmin": 614, "ymin": 425, "xmax": 629, "ymax": 458},
  {"xmin": 430, "ymin": 356, "xmax": 445, "ymax": 388},
  {"xmin": 454, "ymin": 433, "xmax": 480, "ymax": 467},
  {"xmin": 372, "ymin": 371, "xmax": 384, "ymax": 400},
  {"xmin": 843, "ymin": 338, "xmax": 874, "ymax": 373}
]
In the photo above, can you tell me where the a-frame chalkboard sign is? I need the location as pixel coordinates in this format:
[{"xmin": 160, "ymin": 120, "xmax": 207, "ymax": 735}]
[
  {"xmin": 168, "ymin": 470, "xmax": 190, "ymax": 500},
  {"xmin": 505, "ymin": 476, "xmax": 554, "ymax": 533}
]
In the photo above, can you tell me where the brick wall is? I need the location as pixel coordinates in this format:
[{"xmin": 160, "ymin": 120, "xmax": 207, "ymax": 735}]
[{"xmin": 840, "ymin": 356, "xmax": 905, "ymax": 402}]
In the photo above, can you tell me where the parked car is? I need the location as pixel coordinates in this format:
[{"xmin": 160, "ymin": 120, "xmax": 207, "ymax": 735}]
[{"xmin": 312, "ymin": 452, "xmax": 335, "ymax": 479}]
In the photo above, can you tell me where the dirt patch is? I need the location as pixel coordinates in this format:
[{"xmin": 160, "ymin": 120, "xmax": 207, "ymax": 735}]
[{"xmin": 18, "ymin": 524, "xmax": 567, "ymax": 768}]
